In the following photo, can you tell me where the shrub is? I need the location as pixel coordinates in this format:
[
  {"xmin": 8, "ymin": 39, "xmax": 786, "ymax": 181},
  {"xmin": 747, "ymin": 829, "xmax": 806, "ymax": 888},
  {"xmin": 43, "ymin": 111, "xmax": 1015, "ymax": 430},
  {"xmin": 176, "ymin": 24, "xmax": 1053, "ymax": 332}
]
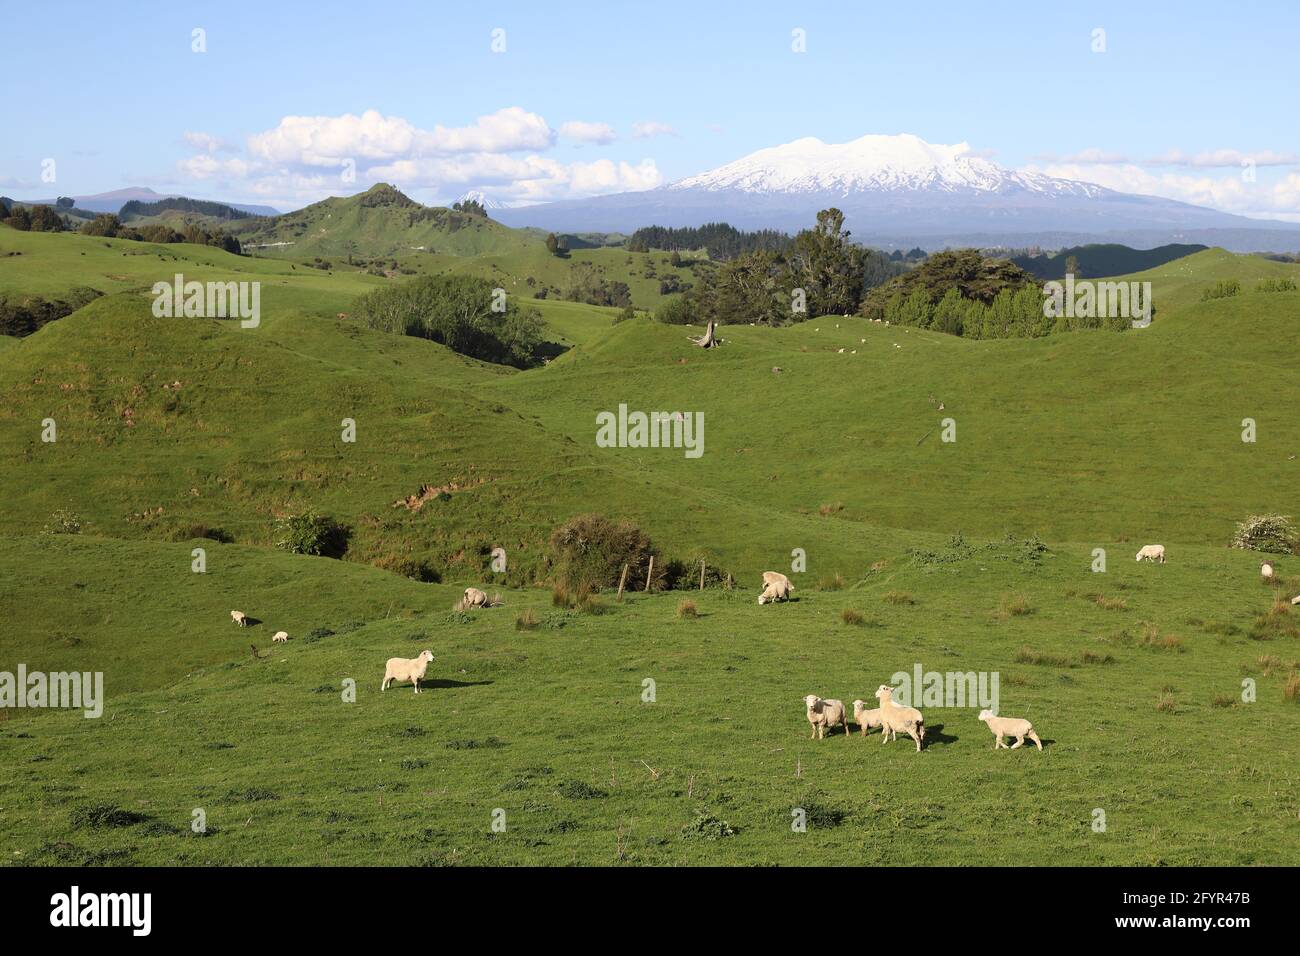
[
  {"xmin": 42, "ymin": 510, "xmax": 82, "ymax": 535},
  {"xmin": 1201, "ymin": 279, "xmax": 1241, "ymax": 301},
  {"xmin": 840, "ymin": 608, "xmax": 864, "ymax": 626},
  {"xmin": 1255, "ymin": 278, "xmax": 1297, "ymax": 293},
  {"xmin": 372, "ymin": 554, "xmax": 439, "ymax": 582},
  {"xmin": 681, "ymin": 810, "xmax": 736, "ymax": 840},
  {"xmin": 549, "ymin": 513, "xmax": 656, "ymax": 594},
  {"xmin": 1155, "ymin": 693, "xmax": 1177, "ymax": 713},
  {"xmin": 1231, "ymin": 514, "xmax": 1297, "ymax": 554},
  {"xmin": 676, "ymin": 599, "xmax": 698, "ymax": 619},
  {"xmin": 353, "ymin": 274, "xmax": 545, "ymax": 369},
  {"xmin": 818, "ymin": 572, "xmax": 846, "ymax": 591},
  {"xmin": 652, "ymin": 294, "xmax": 695, "ymax": 325},
  {"xmin": 273, "ymin": 510, "xmax": 347, "ymax": 557},
  {"xmin": 1015, "ymin": 647, "xmax": 1073, "ymax": 668},
  {"xmin": 1286, "ymin": 674, "xmax": 1300, "ymax": 703},
  {"xmin": 515, "ymin": 609, "xmax": 540, "ymax": 631}
]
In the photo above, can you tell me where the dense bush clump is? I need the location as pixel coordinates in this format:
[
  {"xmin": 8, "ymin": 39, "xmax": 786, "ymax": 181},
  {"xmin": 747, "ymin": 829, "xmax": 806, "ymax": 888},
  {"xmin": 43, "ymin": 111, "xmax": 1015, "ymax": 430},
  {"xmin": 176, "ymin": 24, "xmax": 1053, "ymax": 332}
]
[
  {"xmin": 273, "ymin": 510, "xmax": 348, "ymax": 557},
  {"xmin": 353, "ymin": 274, "xmax": 545, "ymax": 368},
  {"xmin": 548, "ymin": 513, "xmax": 657, "ymax": 594},
  {"xmin": 1231, "ymin": 514, "xmax": 1297, "ymax": 554}
]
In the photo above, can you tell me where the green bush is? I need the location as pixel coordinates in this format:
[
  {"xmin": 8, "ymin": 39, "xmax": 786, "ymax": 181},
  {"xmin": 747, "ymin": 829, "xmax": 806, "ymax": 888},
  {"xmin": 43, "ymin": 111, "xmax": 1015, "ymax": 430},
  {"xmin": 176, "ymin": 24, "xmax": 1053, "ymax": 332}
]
[
  {"xmin": 1201, "ymin": 279, "xmax": 1241, "ymax": 301},
  {"xmin": 1231, "ymin": 514, "xmax": 1297, "ymax": 554},
  {"xmin": 549, "ymin": 513, "xmax": 657, "ymax": 593},
  {"xmin": 273, "ymin": 510, "xmax": 347, "ymax": 557},
  {"xmin": 42, "ymin": 510, "xmax": 82, "ymax": 535},
  {"xmin": 653, "ymin": 294, "xmax": 695, "ymax": 325},
  {"xmin": 353, "ymin": 274, "xmax": 545, "ymax": 368}
]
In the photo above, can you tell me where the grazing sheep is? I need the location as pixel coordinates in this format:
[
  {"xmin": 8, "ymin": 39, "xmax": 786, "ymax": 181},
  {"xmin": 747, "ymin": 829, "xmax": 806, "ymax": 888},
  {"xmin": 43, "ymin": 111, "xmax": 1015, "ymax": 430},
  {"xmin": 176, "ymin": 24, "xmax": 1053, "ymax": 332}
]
[
  {"xmin": 851, "ymin": 699, "xmax": 884, "ymax": 737},
  {"xmin": 1260, "ymin": 562, "xmax": 1275, "ymax": 579},
  {"xmin": 874, "ymin": 684, "xmax": 925, "ymax": 751},
  {"xmin": 977, "ymin": 709, "xmax": 1042, "ymax": 750},
  {"xmin": 272, "ymin": 631, "xmax": 289, "ymax": 644},
  {"xmin": 230, "ymin": 610, "xmax": 248, "ymax": 627},
  {"xmin": 757, "ymin": 571, "xmax": 794, "ymax": 605},
  {"xmin": 803, "ymin": 695, "xmax": 850, "ymax": 740},
  {"xmin": 1135, "ymin": 544, "xmax": 1166, "ymax": 563},
  {"xmin": 381, "ymin": 650, "xmax": 435, "ymax": 694}
]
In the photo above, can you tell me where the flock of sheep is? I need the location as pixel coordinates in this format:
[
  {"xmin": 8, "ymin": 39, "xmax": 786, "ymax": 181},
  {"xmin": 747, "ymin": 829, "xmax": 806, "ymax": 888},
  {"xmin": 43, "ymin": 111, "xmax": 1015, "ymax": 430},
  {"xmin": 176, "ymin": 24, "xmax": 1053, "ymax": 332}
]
[
  {"xmin": 227, "ymin": 550, "xmax": 1299, "ymax": 713},
  {"xmin": 804, "ymin": 691, "xmax": 1042, "ymax": 752}
]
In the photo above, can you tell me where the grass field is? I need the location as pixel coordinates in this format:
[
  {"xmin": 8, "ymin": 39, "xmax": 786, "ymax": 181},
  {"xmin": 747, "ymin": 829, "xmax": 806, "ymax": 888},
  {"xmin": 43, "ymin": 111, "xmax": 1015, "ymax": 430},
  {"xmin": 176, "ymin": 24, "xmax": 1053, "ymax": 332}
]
[{"xmin": 1, "ymin": 224, "xmax": 1298, "ymax": 866}]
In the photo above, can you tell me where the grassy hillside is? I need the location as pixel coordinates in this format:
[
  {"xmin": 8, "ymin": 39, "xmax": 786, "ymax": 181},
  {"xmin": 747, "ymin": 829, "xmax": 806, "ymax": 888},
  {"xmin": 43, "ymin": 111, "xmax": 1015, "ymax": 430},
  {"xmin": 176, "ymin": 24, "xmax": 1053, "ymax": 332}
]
[
  {"xmin": 2, "ymin": 533, "xmax": 1296, "ymax": 866},
  {"xmin": 1, "ymin": 231, "xmax": 1298, "ymax": 866},
  {"xmin": 234, "ymin": 184, "xmax": 534, "ymax": 259}
]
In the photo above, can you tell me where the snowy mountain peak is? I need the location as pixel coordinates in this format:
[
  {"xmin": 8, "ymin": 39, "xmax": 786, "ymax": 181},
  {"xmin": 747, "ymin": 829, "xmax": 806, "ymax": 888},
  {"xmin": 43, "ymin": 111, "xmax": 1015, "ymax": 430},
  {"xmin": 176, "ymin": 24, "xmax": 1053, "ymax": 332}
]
[
  {"xmin": 455, "ymin": 189, "xmax": 512, "ymax": 210},
  {"xmin": 669, "ymin": 132, "xmax": 1106, "ymax": 198}
]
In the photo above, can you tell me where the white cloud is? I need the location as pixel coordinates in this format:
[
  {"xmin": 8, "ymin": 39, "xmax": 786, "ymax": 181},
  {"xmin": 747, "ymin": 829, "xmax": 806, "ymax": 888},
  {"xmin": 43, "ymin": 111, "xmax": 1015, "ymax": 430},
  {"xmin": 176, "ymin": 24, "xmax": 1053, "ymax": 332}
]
[
  {"xmin": 631, "ymin": 120, "xmax": 676, "ymax": 139},
  {"xmin": 176, "ymin": 107, "xmax": 662, "ymax": 207},
  {"xmin": 182, "ymin": 132, "xmax": 235, "ymax": 154},
  {"xmin": 1035, "ymin": 146, "xmax": 1300, "ymax": 169},
  {"xmin": 246, "ymin": 107, "xmax": 554, "ymax": 166},
  {"xmin": 1023, "ymin": 161, "xmax": 1300, "ymax": 221},
  {"xmin": 559, "ymin": 120, "xmax": 617, "ymax": 144}
]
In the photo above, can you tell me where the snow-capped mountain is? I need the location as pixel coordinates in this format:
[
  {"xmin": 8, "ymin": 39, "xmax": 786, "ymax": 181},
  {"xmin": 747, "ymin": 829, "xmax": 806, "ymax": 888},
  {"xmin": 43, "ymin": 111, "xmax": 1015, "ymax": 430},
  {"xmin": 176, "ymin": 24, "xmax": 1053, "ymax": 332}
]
[
  {"xmin": 454, "ymin": 189, "xmax": 514, "ymax": 210},
  {"xmin": 668, "ymin": 133, "xmax": 1104, "ymax": 199},
  {"xmin": 494, "ymin": 133, "xmax": 1300, "ymax": 251}
]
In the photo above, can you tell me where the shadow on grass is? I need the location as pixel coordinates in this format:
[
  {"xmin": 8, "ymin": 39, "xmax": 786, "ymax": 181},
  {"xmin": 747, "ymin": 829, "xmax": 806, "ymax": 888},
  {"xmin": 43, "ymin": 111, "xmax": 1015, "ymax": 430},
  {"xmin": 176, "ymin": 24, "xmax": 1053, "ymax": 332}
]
[{"xmin": 420, "ymin": 678, "xmax": 494, "ymax": 690}]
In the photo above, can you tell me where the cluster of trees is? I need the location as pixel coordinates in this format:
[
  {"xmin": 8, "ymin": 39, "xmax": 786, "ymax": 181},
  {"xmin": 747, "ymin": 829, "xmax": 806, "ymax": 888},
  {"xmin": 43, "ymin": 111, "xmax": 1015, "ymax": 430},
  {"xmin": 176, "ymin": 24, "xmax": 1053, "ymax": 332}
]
[
  {"xmin": 451, "ymin": 197, "xmax": 488, "ymax": 217},
  {"xmin": 627, "ymin": 222, "xmax": 792, "ymax": 260},
  {"xmin": 3, "ymin": 203, "xmax": 66, "ymax": 232},
  {"xmin": 78, "ymin": 213, "xmax": 242, "ymax": 252},
  {"xmin": 353, "ymin": 274, "xmax": 545, "ymax": 369},
  {"xmin": 653, "ymin": 208, "xmax": 906, "ymax": 326},
  {"xmin": 119, "ymin": 197, "xmax": 252, "ymax": 220},
  {"xmin": 545, "ymin": 232, "xmax": 569, "ymax": 257},
  {"xmin": 864, "ymin": 249, "xmax": 1129, "ymax": 338},
  {"xmin": 563, "ymin": 262, "xmax": 631, "ymax": 308},
  {"xmin": 0, "ymin": 287, "xmax": 102, "ymax": 337}
]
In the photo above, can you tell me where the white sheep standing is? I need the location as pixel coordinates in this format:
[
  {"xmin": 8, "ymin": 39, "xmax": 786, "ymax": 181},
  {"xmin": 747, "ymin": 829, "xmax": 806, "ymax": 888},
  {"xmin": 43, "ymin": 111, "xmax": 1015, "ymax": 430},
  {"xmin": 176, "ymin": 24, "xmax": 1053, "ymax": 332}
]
[
  {"xmin": 803, "ymin": 695, "xmax": 850, "ymax": 740},
  {"xmin": 874, "ymin": 684, "xmax": 925, "ymax": 751},
  {"xmin": 1135, "ymin": 544, "xmax": 1166, "ymax": 563},
  {"xmin": 1260, "ymin": 561, "xmax": 1274, "ymax": 579},
  {"xmin": 851, "ymin": 699, "xmax": 884, "ymax": 737},
  {"xmin": 977, "ymin": 709, "xmax": 1043, "ymax": 751},
  {"xmin": 272, "ymin": 631, "xmax": 289, "ymax": 644},
  {"xmin": 230, "ymin": 610, "xmax": 248, "ymax": 627},
  {"xmin": 382, "ymin": 650, "xmax": 435, "ymax": 694}
]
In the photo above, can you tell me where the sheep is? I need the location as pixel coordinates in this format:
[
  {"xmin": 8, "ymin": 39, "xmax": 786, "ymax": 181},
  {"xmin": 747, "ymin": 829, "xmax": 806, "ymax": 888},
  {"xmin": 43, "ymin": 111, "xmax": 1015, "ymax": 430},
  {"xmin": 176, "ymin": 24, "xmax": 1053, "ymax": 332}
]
[
  {"xmin": 874, "ymin": 684, "xmax": 925, "ymax": 751},
  {"xmin": 1292, "ymin": 594, "xmax": 1300, "ymax": 606},
  {"xmin": 381, "ymin": 650, "xmax": 435, "ymax": 694},
  {"xmin": 1135, "ymin": 544, "xmax": 1166, "ymax": 563},
  {"xmin": 757, "ymin": 571, "xmax": 795, "ymax": 605},
  {"xmin": 977, "ymin": 709, "xmax": 1042, "ymax": 750},
  {"xmin": 230, "ymin": 610, "xmax": 248, "ymax": 627},
  {"xmin": 272, "ymin": 631, "xmax": 289, "ymax": 644},
  {"xmin": 851, "ymin": 699, "xmax": 884, "ymax": 737},
  {"xmin": 1261, "ymin": 561, "xmax": 1275, "ymax": 580},
  {"xmin": 803, "ymin": 695, "xmax": 850, "ymax": 740},
  {"xmin": 463, "ymin": 587, "xmax": 489, "ymax": 608}
]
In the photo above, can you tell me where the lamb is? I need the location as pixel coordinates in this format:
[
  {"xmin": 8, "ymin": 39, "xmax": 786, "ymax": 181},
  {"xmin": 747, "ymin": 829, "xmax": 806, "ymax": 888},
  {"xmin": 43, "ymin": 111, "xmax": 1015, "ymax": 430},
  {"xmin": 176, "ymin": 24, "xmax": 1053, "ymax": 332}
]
[
  {"xmin": 1135, "ymin": 544, "xmax": 1166, "ymax": 563},
  {"xmin": 1260, "ymin": 561, "xmax": 1274, "ymax": 580},
  {"xmin": 230, "ymin": 610, "xmax": 248, "ymax": 627},
  {"xmin": 463, "ymin": 587, "xmax": 489, "ymax": 608},
  {"xmin": 272, "ymin": 631, "xmax": 289, "ymax": 644},
  {"xmin": 803, "ymin": 695, "xmax": 850, "ymax": 740},
  {"xmin": 874, "ymin": 684, "xmax": 925, "ymax": 751},
  {"xmin": 851, "ymin": 699, "xmax": 884, "ymax": 737},
  {"xmin": 381, "ymin": 650, "xmax": 435, "ymax": 694},
  {"xmin": 977, "ymin": 709, "xmax": 1042, "ymax": 750}
]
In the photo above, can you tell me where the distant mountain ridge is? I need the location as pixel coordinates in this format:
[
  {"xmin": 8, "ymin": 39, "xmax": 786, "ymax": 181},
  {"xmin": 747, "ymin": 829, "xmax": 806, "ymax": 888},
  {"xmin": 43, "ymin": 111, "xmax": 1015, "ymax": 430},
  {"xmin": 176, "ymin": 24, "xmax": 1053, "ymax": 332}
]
[
  {"xmin": 495, "ymin": 133, "xmax": 1300, "ymax": 252},
  {"xmin": 15, "ymin": 186, "xmax": 279, "ymax": 217}
]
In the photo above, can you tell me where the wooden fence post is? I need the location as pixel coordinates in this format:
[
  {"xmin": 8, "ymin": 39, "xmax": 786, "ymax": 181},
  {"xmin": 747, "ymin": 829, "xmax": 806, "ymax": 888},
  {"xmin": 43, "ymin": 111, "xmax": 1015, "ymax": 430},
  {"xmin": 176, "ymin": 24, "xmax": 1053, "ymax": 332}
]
[
  {"xmin": 644, "ymin": 556, "xmax": 654, "ymax": 592},
  {"xmin": 616, "ymin": 563, "xmax": 629, "ymax": 602}
]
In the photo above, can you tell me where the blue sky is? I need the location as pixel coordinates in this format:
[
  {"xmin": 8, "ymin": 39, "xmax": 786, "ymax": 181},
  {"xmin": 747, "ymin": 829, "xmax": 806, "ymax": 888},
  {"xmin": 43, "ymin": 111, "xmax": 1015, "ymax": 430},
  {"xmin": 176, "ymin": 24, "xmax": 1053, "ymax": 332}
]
[{"xmin": 4, "ymin": 0, "xmax": 1298, "ymax": 218}]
